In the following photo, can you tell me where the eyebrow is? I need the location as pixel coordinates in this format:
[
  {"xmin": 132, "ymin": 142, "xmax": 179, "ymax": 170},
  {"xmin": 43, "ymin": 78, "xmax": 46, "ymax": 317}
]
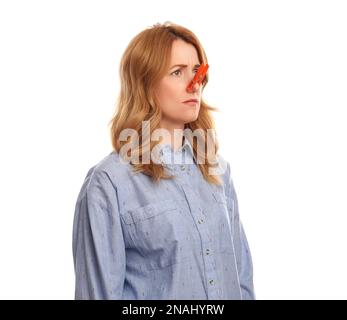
[{"xmin": 170, "ymin": 63, "xmax": 201, "ymax": 70}]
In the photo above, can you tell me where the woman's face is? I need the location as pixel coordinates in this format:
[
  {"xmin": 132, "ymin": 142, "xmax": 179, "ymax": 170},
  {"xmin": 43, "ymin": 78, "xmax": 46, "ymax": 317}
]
[{"xmin": 155, "ymin": 39, "xmax": 203, "ymax": 129}]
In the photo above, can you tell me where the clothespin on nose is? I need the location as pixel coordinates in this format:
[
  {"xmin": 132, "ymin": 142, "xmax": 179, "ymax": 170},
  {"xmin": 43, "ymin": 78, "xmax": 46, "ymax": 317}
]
[{"xmin": 186, "ymin": 63, "xmax": 209, "ymax": 93}]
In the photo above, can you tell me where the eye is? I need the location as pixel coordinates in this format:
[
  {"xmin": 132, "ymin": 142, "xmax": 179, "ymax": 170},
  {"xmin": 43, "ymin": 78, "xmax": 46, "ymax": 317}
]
[
  {"xmin": 171, "ymin": 69, "xmax": 182, "ymax": 76},
  {"xmin": 171, "ymin": 68, "xmax": 199, "ymax": 76}
]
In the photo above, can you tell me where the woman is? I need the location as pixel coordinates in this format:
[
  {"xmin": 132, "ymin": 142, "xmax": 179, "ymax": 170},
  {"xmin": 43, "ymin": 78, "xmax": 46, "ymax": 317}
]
[{"xmin": 72, "ymin": 22, "xmax": 255, "ymax": 300}]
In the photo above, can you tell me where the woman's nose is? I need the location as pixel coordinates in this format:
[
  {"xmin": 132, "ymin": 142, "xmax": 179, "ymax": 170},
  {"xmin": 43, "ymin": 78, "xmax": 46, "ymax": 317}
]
[
  {"xmin": 186, "ymin": 63, "xmax": 208, "ymax": 93},
  {"xmin": 192, "ymin": 82, "xmax": 200, "ymax": 92},
  {"xmin": 186, "ymin": 78, "xmax": 200, "ymax": 93}
]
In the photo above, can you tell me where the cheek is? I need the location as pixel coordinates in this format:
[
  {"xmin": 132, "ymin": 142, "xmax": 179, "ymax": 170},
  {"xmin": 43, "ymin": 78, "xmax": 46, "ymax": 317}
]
[
  {"xmin": 165, "ymin": 86, "xmax": 179, "ymax": 103},
  {"xmin": 157, "ymin": 82, "xmax": 180, "ymax": 109}
]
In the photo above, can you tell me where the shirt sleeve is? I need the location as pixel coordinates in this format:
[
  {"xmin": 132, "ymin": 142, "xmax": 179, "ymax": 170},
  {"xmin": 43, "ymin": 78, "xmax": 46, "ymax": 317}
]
[
  {"xmin": 225, "ymin": 162, "xmax": 256, "ymax": 300},
  {"xmin": 72, "ymin": 167, "xmax": 126, "ymax": 299}
]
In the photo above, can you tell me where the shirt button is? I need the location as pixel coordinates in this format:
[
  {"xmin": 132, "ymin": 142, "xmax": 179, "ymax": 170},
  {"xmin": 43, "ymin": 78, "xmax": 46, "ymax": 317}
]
[
  {"xmin": 180, "ymin": 165, "xmax": 185, "ymax": 170},
  {"xmin": 198, "ymin": 218, "xmax": 204, "ymax": 224},
  {"xmin": 209, "ymin": 279, "xmax": 214, "ymax": 285},
  {"xmin": 206, "ymin": 248, "xmax": 210, "ymax": 255},
  {"xmin": 146, "ymin": 207, "xmax": 153, "ymax": 214}
]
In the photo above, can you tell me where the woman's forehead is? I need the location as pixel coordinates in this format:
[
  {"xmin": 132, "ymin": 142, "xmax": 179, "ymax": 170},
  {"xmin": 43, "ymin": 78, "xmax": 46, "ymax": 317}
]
[{"xmin": 170, "ymin": 39, "xmax": 200, "ymax": 65}]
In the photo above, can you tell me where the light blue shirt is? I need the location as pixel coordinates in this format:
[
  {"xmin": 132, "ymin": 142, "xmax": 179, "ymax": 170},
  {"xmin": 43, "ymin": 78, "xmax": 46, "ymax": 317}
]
[{"xmin": 72, "ymin": 138, "xmax": 255, "ymax": 299}]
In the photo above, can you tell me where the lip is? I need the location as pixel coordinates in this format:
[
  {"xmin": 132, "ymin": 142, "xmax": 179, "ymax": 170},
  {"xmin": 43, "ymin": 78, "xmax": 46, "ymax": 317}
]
[
  {"xmin": 183, "ymin": 100, "xmax": 198, "ymax": 106},
  {"xmin": 183, "ymin": 99, "xmax": 198, "ymax": 103}
]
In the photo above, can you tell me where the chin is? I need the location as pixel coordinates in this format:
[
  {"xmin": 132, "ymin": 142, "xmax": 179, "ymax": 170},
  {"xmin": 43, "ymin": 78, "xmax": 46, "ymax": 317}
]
[
  {"xmin": 182, "ymin": 115, "xmax": 199, "ymax": 124},
  {"xmin": 182, "ymin": 108, "xmax": 199, "ymax": 122}
]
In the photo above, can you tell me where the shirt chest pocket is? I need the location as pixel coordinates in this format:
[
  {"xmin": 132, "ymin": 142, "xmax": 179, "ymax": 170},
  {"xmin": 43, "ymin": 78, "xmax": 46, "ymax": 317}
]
[
  {"xmin": 121, "ymin": 199, "xmax": 191, "ymax": 270},
  {"xmin": 212, "ymin": 191, "xmax": 235, "ymax": 254}
]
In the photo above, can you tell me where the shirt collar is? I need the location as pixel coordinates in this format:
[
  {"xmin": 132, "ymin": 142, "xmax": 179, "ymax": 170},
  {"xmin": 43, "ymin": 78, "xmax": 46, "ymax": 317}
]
[
  {"xmin": 182, "ymin": 136, "xmax": 194, "ymax": 158},
  {"xmin": 157, "ymin": 136, "xmax": 195, "ymax": 165}
]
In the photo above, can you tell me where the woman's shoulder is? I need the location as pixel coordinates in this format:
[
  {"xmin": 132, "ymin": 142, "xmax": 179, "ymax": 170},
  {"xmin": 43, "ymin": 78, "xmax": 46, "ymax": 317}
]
[
  {"xmin": 91, "ymin": 150, "xmax": 126, "ymax": 172},
  {"xmin": 77, "ymin": 150, "xmax": 131, "ymax": 199},
  {"xmin": 214, "ymin": 153, "xmax": 230, "ymax": 176},
  {"xmin": 215, "ymin": 153, "xmax": 236, "ymax": 190}
]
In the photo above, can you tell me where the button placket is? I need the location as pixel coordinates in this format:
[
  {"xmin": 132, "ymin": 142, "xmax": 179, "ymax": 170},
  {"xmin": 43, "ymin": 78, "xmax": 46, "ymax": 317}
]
[{"xmin": 178, "ymin": 178, "xmax": 220, "ymax": 299}]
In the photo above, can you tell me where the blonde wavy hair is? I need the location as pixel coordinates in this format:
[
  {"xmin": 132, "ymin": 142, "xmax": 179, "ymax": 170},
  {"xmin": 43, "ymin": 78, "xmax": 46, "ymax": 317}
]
[{"xmin": 109, "ymin": 22, "xmax": 222, "ymax": 184}]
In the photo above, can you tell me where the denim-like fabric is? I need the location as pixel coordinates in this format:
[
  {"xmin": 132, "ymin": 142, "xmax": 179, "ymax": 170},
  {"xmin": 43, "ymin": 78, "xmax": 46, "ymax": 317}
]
[{"xmin": 72, "ymin": 138, "xmax": 255, "ymax": 300}]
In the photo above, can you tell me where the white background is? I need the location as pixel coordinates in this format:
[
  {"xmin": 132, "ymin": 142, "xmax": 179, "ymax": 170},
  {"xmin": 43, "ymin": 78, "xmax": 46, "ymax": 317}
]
[{"xmin": 0, "ymin": 0, "xmax": 346, "ymax": 299}]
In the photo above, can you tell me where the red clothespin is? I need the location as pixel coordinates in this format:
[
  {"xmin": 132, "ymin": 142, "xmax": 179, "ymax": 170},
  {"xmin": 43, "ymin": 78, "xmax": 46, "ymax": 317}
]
[{"xmin": 186, "ymin": 63, "xmax": 209, "ymax": 93}]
